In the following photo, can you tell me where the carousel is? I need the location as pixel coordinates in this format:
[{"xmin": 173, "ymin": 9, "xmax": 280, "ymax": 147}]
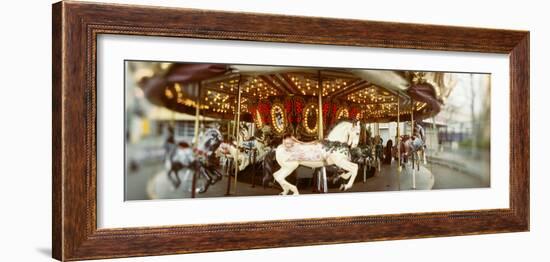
[{"xmin": 137, "ymin": 62, "xmax": 456, "ymax": 197}]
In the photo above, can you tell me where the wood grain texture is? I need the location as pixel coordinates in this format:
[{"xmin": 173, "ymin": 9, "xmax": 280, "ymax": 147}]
[
  {"xmin": 52, "ymin": 3, "xmax": 63, "ymax": 260},
  {"xmin": 52, "ymin": 1, "xmax": 530, "ymax": 261}
]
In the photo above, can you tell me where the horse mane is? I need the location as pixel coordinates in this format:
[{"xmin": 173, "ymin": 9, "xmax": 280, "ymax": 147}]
[
  {"xmin": 327, "ymin": 118, "xmax": 354, "ymax": 134},
  {"xmin": 204, "ymin": 128, "xmax": 220, "ymax": 135}
]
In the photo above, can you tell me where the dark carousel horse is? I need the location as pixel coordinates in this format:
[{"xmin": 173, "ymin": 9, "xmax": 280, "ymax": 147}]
[{"xmin": 165, "ymin": 128, "xmax": 224, "ymax": 193}]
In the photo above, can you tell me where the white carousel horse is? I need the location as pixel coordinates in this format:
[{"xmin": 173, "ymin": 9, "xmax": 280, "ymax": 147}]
[
  {"xmin": 216, "ymin": 142, "xmax": 248, "ymax": 171},
  {"xmin": 415, "ymin": 123, "xmax": 427, "ymax": 165},
  {"xmin": 273, "ymin": 120, "xmax": 361, "ymax": 195},
  {"xmin": 216, "ymin": 137, "xmax": 272, "ymax": 171},
  {"xmin": 165, "ymin": 128, "xmax": 223, "ymax": 192}
]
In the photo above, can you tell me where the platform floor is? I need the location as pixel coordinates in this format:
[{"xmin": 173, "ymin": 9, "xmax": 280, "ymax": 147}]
[{"xmin": 146, "ymin": 161, "xmax": 434, "ymax": 200}]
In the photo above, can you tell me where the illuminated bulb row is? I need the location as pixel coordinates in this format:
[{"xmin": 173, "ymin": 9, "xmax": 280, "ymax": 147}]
[{"xmin": 302, "ymin": 106, "xmax": 318, "ymax": 134}]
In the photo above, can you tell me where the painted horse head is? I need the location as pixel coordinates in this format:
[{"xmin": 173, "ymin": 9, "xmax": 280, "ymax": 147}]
[
  {"xmin": 326, "ymin": 120, "xmax": 361, "ymax": 148},
  {"xmin": 197, "ymin": 128, "xmax": 223, "ymax": 156}
]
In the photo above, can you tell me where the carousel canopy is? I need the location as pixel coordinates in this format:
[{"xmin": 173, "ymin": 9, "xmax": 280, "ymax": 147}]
[{"xmin": 136, "ymin": 62, "xmax": 456, "ymax": 125}]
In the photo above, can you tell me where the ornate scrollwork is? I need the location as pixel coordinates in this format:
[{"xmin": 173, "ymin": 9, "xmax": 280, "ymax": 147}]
[{"xmin": 335, "ymin": 107, "xmax": 349, "ymax": 120}]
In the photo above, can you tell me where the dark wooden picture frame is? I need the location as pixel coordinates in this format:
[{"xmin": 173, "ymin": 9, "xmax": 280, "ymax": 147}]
[{"xmin": 52, "ymin": 1, "xmax": 529, "ymax": 261}]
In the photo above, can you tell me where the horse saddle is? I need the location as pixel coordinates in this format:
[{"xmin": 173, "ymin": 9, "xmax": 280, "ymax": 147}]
[{"xmin": 283, "ymin": 138, "xmax": 326, "ymax": 162}]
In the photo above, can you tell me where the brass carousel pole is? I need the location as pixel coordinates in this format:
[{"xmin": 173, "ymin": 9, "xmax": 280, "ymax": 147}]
[
  {"xmin": 225, "ymin": 115, "xmax": 233, "ymax": 196},
  {"xmin": 227, "ymin": 119, "xmax": 231, "ymax": 141},
  {"xmin": 232, "ymin": 111, "xmax": 238, "ymax": 141},
  {"xmin": 191, "ymin": 82, "xmax": 202, "ymax": 198},
  {"xmin": 318, "ymin": 71, "xmax": 324, "ymax": 141},
  {"xmin": 225, "ymin": 88, "xmax": 239, "ymax": 196},
  {"xmin": 318, "ymin": 70, "xmax": 328, "ymax": 193},
  {"xmin": 411, "ymin": 101, "xmax": 416, "ymax": 189},
  {"xmin": 233, "ymin": 75, "xmax": 243, "ymax": 194},
  {"xmin": 376, "ymin": 122, "xmax": 381, "ymax": 173},
  {"xmin": 397, "ymin": 97, "xmax": 401, "ymax": 191}
]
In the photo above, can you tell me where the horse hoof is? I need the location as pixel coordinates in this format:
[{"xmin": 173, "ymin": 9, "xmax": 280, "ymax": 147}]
[{"xmin": 339, "ymin": 184, "xmax": 351, "ymax": 191}]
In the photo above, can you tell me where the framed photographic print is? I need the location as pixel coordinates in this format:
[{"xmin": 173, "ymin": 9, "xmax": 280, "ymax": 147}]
[{"xmin": 52, "ymin": 1, "xmax": 529, "ymax": 261}]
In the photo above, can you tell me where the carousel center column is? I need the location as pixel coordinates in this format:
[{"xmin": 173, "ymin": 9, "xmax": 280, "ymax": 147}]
[{"xmin": 397, "ymin": 97, "xmax": 401, "ymax": 191}]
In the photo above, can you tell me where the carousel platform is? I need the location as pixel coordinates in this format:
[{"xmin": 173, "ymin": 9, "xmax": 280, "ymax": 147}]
[{"xmin": 146, "ymin": 161, "xmax": 434, "ymax": 199}]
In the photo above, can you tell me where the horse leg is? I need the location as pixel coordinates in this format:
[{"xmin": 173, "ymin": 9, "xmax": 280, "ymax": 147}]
[
  {"xmin": 167, "ymin": 169, "xmax": 177, "ymax": 189},
  {"xmin": 331, "ymin": 157, "xmax": 358, "ymax": 191},
  {"xmin": 261, "ymin": 150, "xmax": 276, "ymax": 188},
  {"xmin": 412, "ymin": 151, "xmax": 418, "ymax": 189},
  {"xmin": 418, "ymin": 151, "xmax": 421, "ymax": 171},
  {"xmin": 174, "ymin": 168, "xmax": 182, "ymax": 189},
  {"xmin": 209, "ymin": 167, "xmax": 223, "ymax": 184},
  {"xmin": 273, "ymin": 163, "xmax": 299, "ymax": 195},
  {"xmin": 167, "ymin": 167, "xmax": 182, "ymax": 189},
  {"xmin": 198, "ymin": 165, "xmax": 213, "ymax": 193}
]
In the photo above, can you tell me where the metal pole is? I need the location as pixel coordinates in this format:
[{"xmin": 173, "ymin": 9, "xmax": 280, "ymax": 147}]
[
  {"xmin": 432, "ymin": 116, "xmax": 437, "ymax": 153},
  {"xmin": 318, "ymin": 70, "xmax": 327, "ymax": 193},
  {"xmin": 397, "ymin": 98, "xmax": 401, "ymax": 190},
  {"xmin": 411, "ymin": 101, "xmax": 416, "ymax": 189},
  {"xmin": 318, "ymin": 70, "xmax": 324, "ymax": 141},
  {"xmin": 232, "ymin": 111, "xmax": 237, "ymax": 141},
  {"xmin": 233, "ymin": 75, "xmax": 243, "ymax": 194},
  {"xmin": 322, "ymin": 167, "xmax": 328, "ymax": 193},
  {"xmin": 363, "ymin": 161, "xmax": 367, "ymax": 183},
  {"xmin": 225, "ymin": 159, "xmax": 232, "ymax": 196},
  {"xmin": 224, "ymin": 119, "xmax": 232, "ymax": 196},
  {"xmin": 191, "ymin": 82, "xmax": 202, "ymax": 198},
  {"xmin": 376, "ymin": 122, "xmax": 381, "ymax": 172},
  {"xmin": 227, "ymin": 120, "xmax": 231, "ymax": 141},
  {"xmin": 411, "ymin": 103, "xmax": 414, "ymax": 137}
]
